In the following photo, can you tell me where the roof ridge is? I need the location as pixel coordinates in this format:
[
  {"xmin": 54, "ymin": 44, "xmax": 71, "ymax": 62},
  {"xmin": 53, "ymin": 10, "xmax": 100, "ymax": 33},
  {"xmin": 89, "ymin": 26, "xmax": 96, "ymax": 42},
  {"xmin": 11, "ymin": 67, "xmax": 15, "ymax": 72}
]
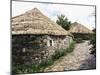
[
  {"xmin": 12, "ymin": 8, "xmax": 69, "ymax": 35},
  {"xmin": 70, "ymin": 22, "xmax": 93, "ymax": 33}
]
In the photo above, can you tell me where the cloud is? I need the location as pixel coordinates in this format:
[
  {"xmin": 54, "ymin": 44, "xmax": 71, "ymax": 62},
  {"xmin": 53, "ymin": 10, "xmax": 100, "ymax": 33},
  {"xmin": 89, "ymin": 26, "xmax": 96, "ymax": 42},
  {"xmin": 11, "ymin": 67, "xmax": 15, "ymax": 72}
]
[{"xmin": 12, "ymin": 1, "xmax": 95, "ymax": 30}]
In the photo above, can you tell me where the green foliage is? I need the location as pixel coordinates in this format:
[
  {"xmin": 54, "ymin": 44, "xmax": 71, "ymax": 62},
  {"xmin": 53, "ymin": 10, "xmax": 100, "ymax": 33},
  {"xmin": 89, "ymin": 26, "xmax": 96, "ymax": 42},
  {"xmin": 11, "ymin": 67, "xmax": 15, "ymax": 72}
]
[
  {"xmin": 52, "ymin": 41, "xmax": 75, "ymax": 60},
  {"xmin": 12, "ymin": 42, "xmax": 75, "ymax": 74},
  {"xmin": 38, "ymin": 59, "xmax": 54, "ymax": 70},
  {"xmin": 90, "ymin": 31, "xmax": 96, "ymax": 56},
  {"xmin": 52, "ymin": 49, "xmax": 66, "ymax": 60},
  {"xmin": 68, "ymin": 41, "xmax": 76, "ymax": 52},
  {"xmin": 73, "ymin": 38, "xmax": 84, "ymax": 43},
  {"xmin": 12, "ymin": 59, "xmax": 54, "ymax": 74},
  {"xmin": 56, "ymin": 14, "xmax": 71, "ymax": 30}
]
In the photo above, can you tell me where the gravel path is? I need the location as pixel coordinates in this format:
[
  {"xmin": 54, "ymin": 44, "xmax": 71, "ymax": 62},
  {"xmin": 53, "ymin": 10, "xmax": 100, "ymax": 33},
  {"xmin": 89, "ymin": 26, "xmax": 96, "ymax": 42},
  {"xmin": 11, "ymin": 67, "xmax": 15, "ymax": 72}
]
[{"xmin": 44, "ymin": 41, "xmax": 96, "ymax": 72}]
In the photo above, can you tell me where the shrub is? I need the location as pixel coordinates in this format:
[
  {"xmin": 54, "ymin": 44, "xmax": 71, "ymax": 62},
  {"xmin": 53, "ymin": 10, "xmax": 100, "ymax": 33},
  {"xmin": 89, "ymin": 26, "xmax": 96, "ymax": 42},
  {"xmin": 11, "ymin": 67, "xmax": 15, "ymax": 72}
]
[
  {"xmin": 52, "ymin": 41, "xmax": 75, "ymax": 60},
  {"xmin": 67, "ymin": 41, "xmax": 75, "ymax": 52},
  {"xmin": 12, "ymin": 59, "xmax": 54, "ymax": 74},
  {"xmin": 52, "ymin": 49, "xmax": 66, "ymax": 60},
  {"xmin": 73, "ymin": 38, "xmax": 83, "ymax": 43},
  {"xmin": 12, "ymin": 42, "xmax": 75, "ymax": 74},
  {"xmin": 89, "ymin": 32, "xmax": 96, "ymax": 56},
  {"xmin": 38, "ymin": 59, "xmax": 54, "ymax": 70}
]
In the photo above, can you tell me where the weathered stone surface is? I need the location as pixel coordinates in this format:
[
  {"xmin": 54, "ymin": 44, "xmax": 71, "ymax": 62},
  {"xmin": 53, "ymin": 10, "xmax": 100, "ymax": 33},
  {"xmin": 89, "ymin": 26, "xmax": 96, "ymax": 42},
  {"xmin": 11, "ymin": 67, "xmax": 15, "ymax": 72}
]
[
  {"xmin": 12, "ymin": 35, "xmax": 73, "ymax": 64},
  {"xmin": 44, "ymin": 41, "xmax": 96, "ymax": 72}
]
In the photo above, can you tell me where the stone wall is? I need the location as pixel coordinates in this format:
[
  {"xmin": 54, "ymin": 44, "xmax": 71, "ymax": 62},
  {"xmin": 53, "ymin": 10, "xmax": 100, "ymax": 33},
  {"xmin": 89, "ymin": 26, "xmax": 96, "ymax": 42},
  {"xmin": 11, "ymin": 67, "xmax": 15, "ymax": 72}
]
[
  {"xmin": 12, "ymin": 34, "xmax": 73, "ymax": 65},
  {"xmin": 72, "ymin": 33, "xmax": 93, "ymax": 40}
]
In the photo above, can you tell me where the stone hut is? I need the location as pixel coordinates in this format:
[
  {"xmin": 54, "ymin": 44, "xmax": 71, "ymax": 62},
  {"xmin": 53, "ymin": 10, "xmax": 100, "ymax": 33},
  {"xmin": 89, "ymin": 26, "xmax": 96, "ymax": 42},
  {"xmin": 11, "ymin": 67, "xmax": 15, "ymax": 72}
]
[
  {"xmin": 69, "ymin": 22, "xmax": 93, "ymax": 40},
  {"xmin": 12, "ymin": 8, "xmax": 72, "ymax": 64}
]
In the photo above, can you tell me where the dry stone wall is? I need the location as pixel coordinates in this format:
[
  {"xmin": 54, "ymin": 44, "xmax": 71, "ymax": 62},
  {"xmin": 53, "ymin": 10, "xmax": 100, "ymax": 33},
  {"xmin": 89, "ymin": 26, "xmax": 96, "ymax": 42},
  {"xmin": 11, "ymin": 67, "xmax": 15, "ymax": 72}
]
[{"xmin": 12, "ymin": 35, "xmax": 73, "ymax": 65}]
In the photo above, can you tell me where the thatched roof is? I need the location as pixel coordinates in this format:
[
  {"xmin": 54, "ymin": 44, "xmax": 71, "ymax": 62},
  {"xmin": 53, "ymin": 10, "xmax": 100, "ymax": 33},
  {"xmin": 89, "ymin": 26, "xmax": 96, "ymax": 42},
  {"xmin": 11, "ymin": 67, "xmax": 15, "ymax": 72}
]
[
  {"xmin": 69, "ymin": 22, "xmax": 93, "ymax": 34},
  {"xmin": 12, "ymin": 8, "xmax": 69, "ymax": 36}
]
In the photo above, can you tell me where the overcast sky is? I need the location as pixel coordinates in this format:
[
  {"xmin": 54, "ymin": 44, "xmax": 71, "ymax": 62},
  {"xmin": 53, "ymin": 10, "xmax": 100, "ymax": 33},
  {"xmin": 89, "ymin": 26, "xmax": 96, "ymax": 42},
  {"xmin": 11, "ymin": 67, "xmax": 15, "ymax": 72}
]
[{"xmin": 12, "ymin": 0, "xmax": 95, "ymax": 30}]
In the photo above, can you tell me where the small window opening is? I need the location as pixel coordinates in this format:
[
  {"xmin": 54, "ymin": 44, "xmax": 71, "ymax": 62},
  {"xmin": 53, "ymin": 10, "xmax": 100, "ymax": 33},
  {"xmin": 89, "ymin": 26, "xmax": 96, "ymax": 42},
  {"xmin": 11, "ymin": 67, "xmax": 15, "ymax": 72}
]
[
  {"xmin": 47, "ymin": 39, "xmax": 54, "ymax": 47},
  {"xmin": 50, "ymin": 40, "xmax": 52, "ymax": 46}
]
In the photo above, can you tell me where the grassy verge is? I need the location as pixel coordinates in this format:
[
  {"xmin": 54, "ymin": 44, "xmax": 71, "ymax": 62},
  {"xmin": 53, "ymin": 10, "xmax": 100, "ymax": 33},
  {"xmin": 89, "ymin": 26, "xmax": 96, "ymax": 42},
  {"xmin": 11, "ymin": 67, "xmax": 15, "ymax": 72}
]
[
  {"xmin": 12, "ymin": 41, "xmax": 75, "ymax": 74},
  {"xmin": 52, "ymin": 41, "xmax": 75, "ymax": 60}
]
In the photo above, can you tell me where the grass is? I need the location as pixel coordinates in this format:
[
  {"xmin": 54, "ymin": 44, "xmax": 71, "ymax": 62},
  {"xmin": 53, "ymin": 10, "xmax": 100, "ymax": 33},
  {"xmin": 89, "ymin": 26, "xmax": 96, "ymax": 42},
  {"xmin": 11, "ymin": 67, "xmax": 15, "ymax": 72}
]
[
  {"xmin": 12, "ymin": 59, "xmax": 54, "ymax": 74},
  {"xmin": 52, "ymin": 41, "xmax": 75, "ymax": 60},
  {"xmin": 12, "ymin": 41, "xmax": 76, "ymax": 74}
]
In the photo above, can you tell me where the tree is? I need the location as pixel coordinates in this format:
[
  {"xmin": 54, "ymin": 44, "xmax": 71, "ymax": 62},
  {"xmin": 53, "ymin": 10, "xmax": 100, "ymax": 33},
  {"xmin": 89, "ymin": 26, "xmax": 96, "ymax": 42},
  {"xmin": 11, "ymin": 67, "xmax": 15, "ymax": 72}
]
[
  {"xmin": 90, "ymin": 28, "xmax": 96, "ymax": 56},
  {"xmin": 56, "ymin": 14, "xmax": 71, "ymax": 30},
  {"xmin": 89, "ymin": 10, "xmax": 96, "ymax": 56}
]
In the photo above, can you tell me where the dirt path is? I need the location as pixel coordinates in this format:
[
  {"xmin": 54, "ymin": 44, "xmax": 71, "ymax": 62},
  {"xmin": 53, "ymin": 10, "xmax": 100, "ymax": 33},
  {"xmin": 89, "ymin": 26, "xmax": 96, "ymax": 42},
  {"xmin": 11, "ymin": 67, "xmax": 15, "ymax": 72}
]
[{"xmin": 44, "ymin": 41, "xmax": 96, "ymax": 72}]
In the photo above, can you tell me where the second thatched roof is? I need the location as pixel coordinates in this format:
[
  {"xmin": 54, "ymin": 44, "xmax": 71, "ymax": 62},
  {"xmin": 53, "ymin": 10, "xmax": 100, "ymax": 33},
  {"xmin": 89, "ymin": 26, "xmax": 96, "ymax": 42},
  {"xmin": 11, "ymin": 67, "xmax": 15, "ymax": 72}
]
[
  {"xmin": 12, "ymin": 8, "xmax": 69, "ymax": 36},
  {"xmin": 69, "ymin": 22, "xmax": 93, "ymax": 34}
]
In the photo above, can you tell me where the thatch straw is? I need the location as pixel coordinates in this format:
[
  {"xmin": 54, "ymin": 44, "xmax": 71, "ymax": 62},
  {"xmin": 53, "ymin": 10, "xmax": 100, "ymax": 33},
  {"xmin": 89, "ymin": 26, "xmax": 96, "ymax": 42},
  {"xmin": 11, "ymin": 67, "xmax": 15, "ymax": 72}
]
[
  {"xmin": 69, "ymin": 22, "xmax": 93, "ymax": 34},
  {"xmin": 12, "ymin": 8, "xmax": 69, "ymax": 36}
]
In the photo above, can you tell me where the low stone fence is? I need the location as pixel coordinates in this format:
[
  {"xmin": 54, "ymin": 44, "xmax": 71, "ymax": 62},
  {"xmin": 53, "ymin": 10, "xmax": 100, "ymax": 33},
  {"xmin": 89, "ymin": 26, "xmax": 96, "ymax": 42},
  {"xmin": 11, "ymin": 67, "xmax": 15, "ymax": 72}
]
[{"xmin": 12, "ymin": 35, "xmax": 73, "ymax": 65}]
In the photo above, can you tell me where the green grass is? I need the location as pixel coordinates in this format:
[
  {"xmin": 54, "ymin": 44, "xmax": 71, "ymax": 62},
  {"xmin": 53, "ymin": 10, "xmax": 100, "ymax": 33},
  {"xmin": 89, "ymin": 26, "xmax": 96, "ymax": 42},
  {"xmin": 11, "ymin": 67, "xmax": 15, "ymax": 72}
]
[
  {"xmin": 73, "ymin": 38, "xmax": 84, "ymax": 43},
  {"xmin": 52, "ymin": 41, "xmax": 75, "ymax": 60},
  {"xmin": 12, "ymin": 59, "xmax": 54, "ymax": 74},
  {"xmin": 12, "ymin": 41, "xmax": 75, "ymax": 74}
]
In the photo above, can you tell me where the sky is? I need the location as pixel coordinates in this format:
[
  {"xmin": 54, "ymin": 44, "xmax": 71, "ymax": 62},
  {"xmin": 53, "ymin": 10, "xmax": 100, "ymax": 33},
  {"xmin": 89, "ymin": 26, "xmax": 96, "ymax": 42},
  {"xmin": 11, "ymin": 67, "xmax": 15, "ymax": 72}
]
[{"xmin": 12, "ymin": 0, "xmax": 96, "ymax": 30}]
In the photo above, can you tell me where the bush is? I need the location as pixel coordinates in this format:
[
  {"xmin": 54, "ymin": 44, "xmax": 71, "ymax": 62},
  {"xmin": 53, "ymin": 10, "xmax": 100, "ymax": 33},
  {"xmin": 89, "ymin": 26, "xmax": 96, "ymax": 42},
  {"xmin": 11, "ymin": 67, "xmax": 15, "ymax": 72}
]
[
  {"xmin": 38, "ymin": 59, "xmax": 54, "ymax": 70},
  {"xmin": 12, "ymin": 42, "xmax": 75, "ymax": 74},
  {"xmin": 89, "ymin": 32, "xmax": 96, "ymax": 56},
  {"xmin": 68, "ymin": 41, "xmax": 76, "ymax": 52},
  {"xmin": 52, "ymin": 41, "xmax": 75, "ymax": 60},
  {"xmin": 52, "ymin": 49, "xmax": 66, "ymax": 60},
  {"xmin": 12, "ymin": 59, "xmax": 54, "ymax": 74},
  {"xmin": 73, "ymin": 38, "xmax": 83, "ymax": 43}
]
